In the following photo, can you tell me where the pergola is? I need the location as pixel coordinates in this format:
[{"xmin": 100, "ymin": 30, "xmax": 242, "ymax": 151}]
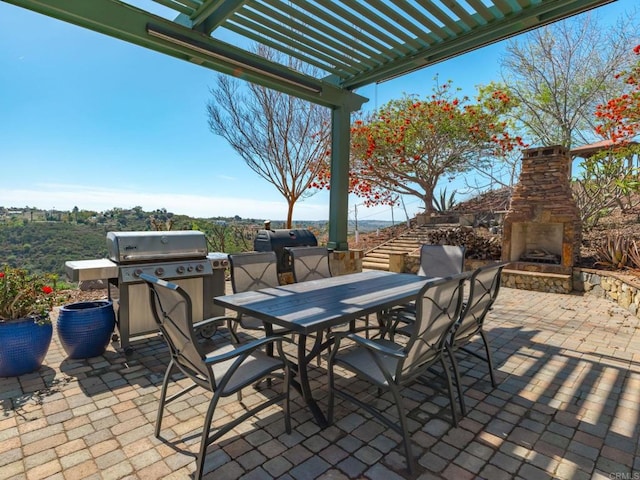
[{"xmin": 3, "ymin": 0, "xmax": 615, "ymax": 249}]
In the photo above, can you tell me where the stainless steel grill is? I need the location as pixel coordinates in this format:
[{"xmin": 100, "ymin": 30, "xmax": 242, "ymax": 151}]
[{"xmin": 66, "ymin": 231, "xmax": 228, "ymax": 355}]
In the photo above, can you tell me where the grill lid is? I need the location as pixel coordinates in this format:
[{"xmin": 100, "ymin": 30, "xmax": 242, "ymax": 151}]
[
  {"xmin": 253, "ymin": 229, "xmax": 318, "ymax": 273},
  {"xmin": 107, "ymin": 231, "xmax": 207, "ymax": 263}
]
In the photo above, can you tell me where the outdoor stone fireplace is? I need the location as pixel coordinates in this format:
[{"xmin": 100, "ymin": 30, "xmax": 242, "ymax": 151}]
[{"xmin": 502, "ymin": 145, "xmax": 582, "ymax": 276}]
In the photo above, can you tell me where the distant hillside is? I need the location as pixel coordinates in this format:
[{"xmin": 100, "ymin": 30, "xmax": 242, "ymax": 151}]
[
  {"xmin": 0, "ymin": 223, "xmax": 108, "ymax": 276},
  {"xmin": 0, "ymin": 205, "xmax": 396, "ymax": 278}
]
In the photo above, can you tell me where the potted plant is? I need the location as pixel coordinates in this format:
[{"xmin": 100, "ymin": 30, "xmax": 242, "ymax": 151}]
[
  {"xmin": 57, "ymin": 300, "xmax": 115, "ymax": 359},
  {"xmin": 0, "ymin": 265, "xmax": 59, "ymax": 377}
]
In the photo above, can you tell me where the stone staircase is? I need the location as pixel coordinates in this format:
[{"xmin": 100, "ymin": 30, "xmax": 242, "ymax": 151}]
[{"xmin": 362, "ymin": 224, "xmax": 458, "ymax": 271}]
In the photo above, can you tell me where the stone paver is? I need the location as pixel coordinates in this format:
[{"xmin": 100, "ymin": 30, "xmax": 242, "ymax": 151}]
[{"xmin": 1, "ymin": 285, "xmax": 639, "ymax": 479}]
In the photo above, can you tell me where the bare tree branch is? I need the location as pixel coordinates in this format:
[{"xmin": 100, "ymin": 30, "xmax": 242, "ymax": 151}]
[
  {"xmin": 207, "ymin": 46, "xmax": 330, "ymax": 227},
  {"xmin": 500, "ymin": 11, "xmax": 639, "ymax": 149}
]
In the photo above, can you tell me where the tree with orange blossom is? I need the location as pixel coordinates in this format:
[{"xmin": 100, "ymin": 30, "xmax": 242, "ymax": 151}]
[
  {"xmin": 571, "ymin": 43, "xmax": 640, "ymax": 229},
  {"xmin": 314, "ymin": 81, "xmax": 524, "ymax": 213},
  {"xmin": 595, "ymin": 45, "xmax": 640, "ymax": 144}
]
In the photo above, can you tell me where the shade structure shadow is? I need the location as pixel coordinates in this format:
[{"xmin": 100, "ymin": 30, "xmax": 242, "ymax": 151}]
[{"xmin": 3, "ymin": 286, "xmax": 640, "ymax": 479}]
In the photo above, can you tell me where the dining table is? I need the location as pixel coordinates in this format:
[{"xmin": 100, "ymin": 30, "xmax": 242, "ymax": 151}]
[{"xmin": 213, "ymin": 270, "xmax": 433, "ymax": 427}]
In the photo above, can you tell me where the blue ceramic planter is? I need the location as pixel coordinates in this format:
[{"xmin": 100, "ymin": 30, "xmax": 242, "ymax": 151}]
[
  {"xmin": 0, "ymin": 317, "xmax": 53, "ymax": 377},
  {"xmin": 57, "ymin": 300, "xmax": 115, "ymax": 359}
]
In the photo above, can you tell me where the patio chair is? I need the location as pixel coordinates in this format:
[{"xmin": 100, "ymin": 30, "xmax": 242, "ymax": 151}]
[
  {"xmin": 447, "ymin": 262, "xmax": 505, "ymax": 415},
  {"xmin": 327, "ymin": 273, "xmax": 468, "ymax": 474},
  {"xmin": 386, "ymin": 244, "xmax": 466, "ymax": 339},
  {"xmin": 288, "ymin": 245, "xmax": 332, "ymax": 282},
  {"xmin": 417, "ymin": 244, "xmax": 466, "ymax": 277},
  {"xmin": 287, "ymin": 245, "xmax": 342, "ymax": 362},
  {"xmin": 289, "ymin": 245, "xmax": 373, "ymax": 347},
  {"xmin": 140, "ymin": 273, "xmax": 291, "ymax": 480},
  {"xmin": 228, "ymin": 251, "xmax": 289, "ymax": 341}
]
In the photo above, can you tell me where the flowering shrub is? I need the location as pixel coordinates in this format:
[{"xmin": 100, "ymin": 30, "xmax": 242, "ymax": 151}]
[
  {"xmin": 312, "ymin": 81, "xmax": 525, "ymax": 211},
  {"xmin": 595, "ymin": 44, "xmax": 640, "ymax": 143},
  {"xmin": 0, "ymin": 266, "xmax": 59, "ymax": 324}
]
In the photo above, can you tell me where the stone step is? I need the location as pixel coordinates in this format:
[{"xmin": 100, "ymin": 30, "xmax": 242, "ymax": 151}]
[
  {"xmin": 397, "ymin": 238, "xmax": 429, "ymax": 243},
  {"xmin": 362, "ymin": 223, "xmax": 465, "ymax": 272},
  {"xmin": 366, "ymin": 252, "xmax": 390, "ymax": 259},
  {"xmin": 365, "ymin": 244, "xmax": 415, "ymax": 252},
  {"xmin": 362, "ymin": 255, "xmax": 389, "ymax": 264},
  {"xmin": 388, "ymin": 240, "xmax": 421, "ymax": 247},
  {"xmin": 362, "ymin": 260, "xmax": 389, "ymax": 271}
]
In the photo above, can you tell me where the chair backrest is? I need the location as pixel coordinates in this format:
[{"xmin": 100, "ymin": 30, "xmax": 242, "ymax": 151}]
[
  {"xmin": 140, "ymin": 274, "xmax": 212, "ymax": 386},
  {"xmin": 398, "ymin": 273, "xmax": 468, "ymax": 383},
  {"xmin": 288, "ymin": 246, "xmax": 332, "ymax": 282},
  {"xmin": 417, "ymin": 244, "xmax": 465, "ymax": 278},
  {"xmin": 229, "ymin": 251, "xmax": 280, "ymax": 293},
  {"xmin": 452, "ymin": 263, "xmax": 505, "ymax": 346}
]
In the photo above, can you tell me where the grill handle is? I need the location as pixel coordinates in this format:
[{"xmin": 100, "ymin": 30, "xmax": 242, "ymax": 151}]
[{"xmin": 121, "ymin": 251, "xmax": 207, "ymax": 262}]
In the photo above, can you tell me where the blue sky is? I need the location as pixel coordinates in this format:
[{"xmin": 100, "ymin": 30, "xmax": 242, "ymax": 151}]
[{"xmin": 0, "ymin": 1, "xmax": 634, "ymax": 223}]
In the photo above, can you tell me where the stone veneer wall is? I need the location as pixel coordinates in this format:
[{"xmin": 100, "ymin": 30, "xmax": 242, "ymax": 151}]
[
  {"xmin": 573, "ymin": 268, "xmax": 640, "ymax": 316},
  {"xmin": 390, "ymin": 253, "xmax": 640, "ymax": 318},
  {"xmin": 501, "ymin": 269, "xmax": 572, "ymax": 294},
  {"xmin": 391, "ymin": 253, "xmax": 574, "ymax": 293},
  {"xmin": 330, "ymin": 249, "xmax": 364, "ymax": 276}
]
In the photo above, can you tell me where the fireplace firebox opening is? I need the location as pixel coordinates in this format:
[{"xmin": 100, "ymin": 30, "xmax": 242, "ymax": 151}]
[{"xmin": 511, "ymin": 222, "xmax": 563, "ymax": 264}]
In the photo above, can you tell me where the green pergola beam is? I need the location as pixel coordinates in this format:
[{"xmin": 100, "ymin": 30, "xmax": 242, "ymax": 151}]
[
  {"xmin": 0, "ymin": 0, "xmax": 366, "ymax": 111},
  {"xmin": 343, "ymin": 0, "xmax": 617, "ymax": 88}
]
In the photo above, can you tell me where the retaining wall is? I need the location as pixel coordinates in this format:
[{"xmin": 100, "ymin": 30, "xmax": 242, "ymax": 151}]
[{"xmin": 389, "ymin": 252, "xmax": 640, "ymax": 317}]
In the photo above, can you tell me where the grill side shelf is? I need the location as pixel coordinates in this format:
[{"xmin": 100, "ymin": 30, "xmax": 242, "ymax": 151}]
[{"xmin": 65, "ymin": 259, "xmax": 119, "ymax": 282}]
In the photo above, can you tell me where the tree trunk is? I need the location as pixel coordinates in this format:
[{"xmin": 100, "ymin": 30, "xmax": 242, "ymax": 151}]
[
  {"xmin": 285, "ymin": 201, "xmax": 294, "ymax": 229},
  {"xmin": 422, "ymin": 191, "xmax": 435, "ymax": 214}
]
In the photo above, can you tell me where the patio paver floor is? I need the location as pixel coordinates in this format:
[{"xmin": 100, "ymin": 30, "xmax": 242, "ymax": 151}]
[{"xmin": 1, "ymin": 285, "xmax": 639, "ymax": 479}]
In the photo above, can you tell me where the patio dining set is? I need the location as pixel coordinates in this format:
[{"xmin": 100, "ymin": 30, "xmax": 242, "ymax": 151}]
[{"xmin": 140, "ymin": 244, "xmax": 504, "ymax": 479}]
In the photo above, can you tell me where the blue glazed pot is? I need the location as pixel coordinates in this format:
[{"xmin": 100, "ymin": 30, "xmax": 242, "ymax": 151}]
[
  {"xmin": 0, "ymin": 317, "xmax": 53, "ymax": 377},
  {"xmin": 57, "ymin": 300, "xmax": 115, "ymax": 359}
]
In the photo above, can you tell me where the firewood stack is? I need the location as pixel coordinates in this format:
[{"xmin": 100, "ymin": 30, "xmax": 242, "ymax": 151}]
[{"xmin": 425, "ymin": 227, "xmax": 502, "ymax": 260}]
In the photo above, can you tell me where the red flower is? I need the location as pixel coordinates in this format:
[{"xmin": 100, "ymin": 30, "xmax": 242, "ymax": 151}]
[
  {"xmin": 42, "ymin": 286, "xmax": 53, "ymax": 294},
  {"xmin": 0, "ymin": 272, "xmax": 4, "ymax": 278}
]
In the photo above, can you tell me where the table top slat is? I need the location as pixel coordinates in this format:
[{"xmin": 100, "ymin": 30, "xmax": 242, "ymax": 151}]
[{"xmin": 214, "ymin": 271, "xmax": 432, "ymax": 334}]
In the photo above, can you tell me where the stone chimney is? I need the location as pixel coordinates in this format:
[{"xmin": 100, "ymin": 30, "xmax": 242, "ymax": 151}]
[{"xmin": 502, "ymin": 145, "xmax": 581, "ymax": 274}]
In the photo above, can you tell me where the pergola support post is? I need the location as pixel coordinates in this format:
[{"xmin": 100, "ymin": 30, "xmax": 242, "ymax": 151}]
[{"xmin": 327, "ymin": 105, "xmax": 351, "ymax": 251}]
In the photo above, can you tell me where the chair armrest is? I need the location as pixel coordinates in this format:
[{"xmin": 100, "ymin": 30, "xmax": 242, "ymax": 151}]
[
  {"xmin": 345, "ymin": 334, "xmax": 406, "ymax": 359},
  {"xmin": 205, "ymin": 335, "xmax": 292, "ymax": 364},
  {"xmin": 193, "ymin": 315, "xmax": 236, "ymax": 330}
]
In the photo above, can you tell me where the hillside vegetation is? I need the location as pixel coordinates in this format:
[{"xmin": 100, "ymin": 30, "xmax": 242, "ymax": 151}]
[
  {"xmin": 0, "ymin": 223, "xmax": 108, "ymax": 276},
  {"xmin": 0, "ymin": 206, "xmax": 393, "ymax": 278}
]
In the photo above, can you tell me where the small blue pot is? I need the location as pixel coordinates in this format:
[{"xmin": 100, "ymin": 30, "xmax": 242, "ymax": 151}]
[
  {"xmin": 0, "ymin": 317, "xmax": 53, "ymax": 377},
  {"xmin": 57, "ymin": 300, "xmax": 115, "ymax": 359}
]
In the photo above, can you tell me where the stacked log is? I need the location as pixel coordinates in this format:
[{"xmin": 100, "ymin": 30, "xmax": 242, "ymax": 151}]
[{"xmin": 425, "ymin": 227, "xmax": 502, "ymax": 260}]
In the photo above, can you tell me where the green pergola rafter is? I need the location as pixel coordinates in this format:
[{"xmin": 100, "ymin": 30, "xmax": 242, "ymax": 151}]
[{"xmin": 2, "ymin": 0, "xmax": 616, "ymax": 250}]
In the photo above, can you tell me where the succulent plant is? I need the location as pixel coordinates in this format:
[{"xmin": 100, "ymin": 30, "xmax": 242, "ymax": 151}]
[
  {"xmin": 594, "ymin": 234, "xmax": 630, "ymax": 270},
  {"xmin": 627, "ymin": 240, "xmax": 640, "ymax": 271}
]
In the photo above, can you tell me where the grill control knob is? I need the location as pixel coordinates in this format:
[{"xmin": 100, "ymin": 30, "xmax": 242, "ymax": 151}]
[
  {"xmin": 187, "ymin": 265, "xmax": 194, "ymax": 272},
  {"xmin": 133, "ymin": 269, "xmax": 143, "ymax": 278},
  {"xmin": 176, "ymin": 265, "xmax": 185, "ymax": 274},
  {"xmin": 195, "ymin": 264, "xmax": 204, "ymax": 272},
  {"xmin": 155, "ymin": 267, "xmax": 165, "ymax": 276},
  {"xmin": 212, "ymin": 260, "xmax": 219, "ymax": 267}
]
